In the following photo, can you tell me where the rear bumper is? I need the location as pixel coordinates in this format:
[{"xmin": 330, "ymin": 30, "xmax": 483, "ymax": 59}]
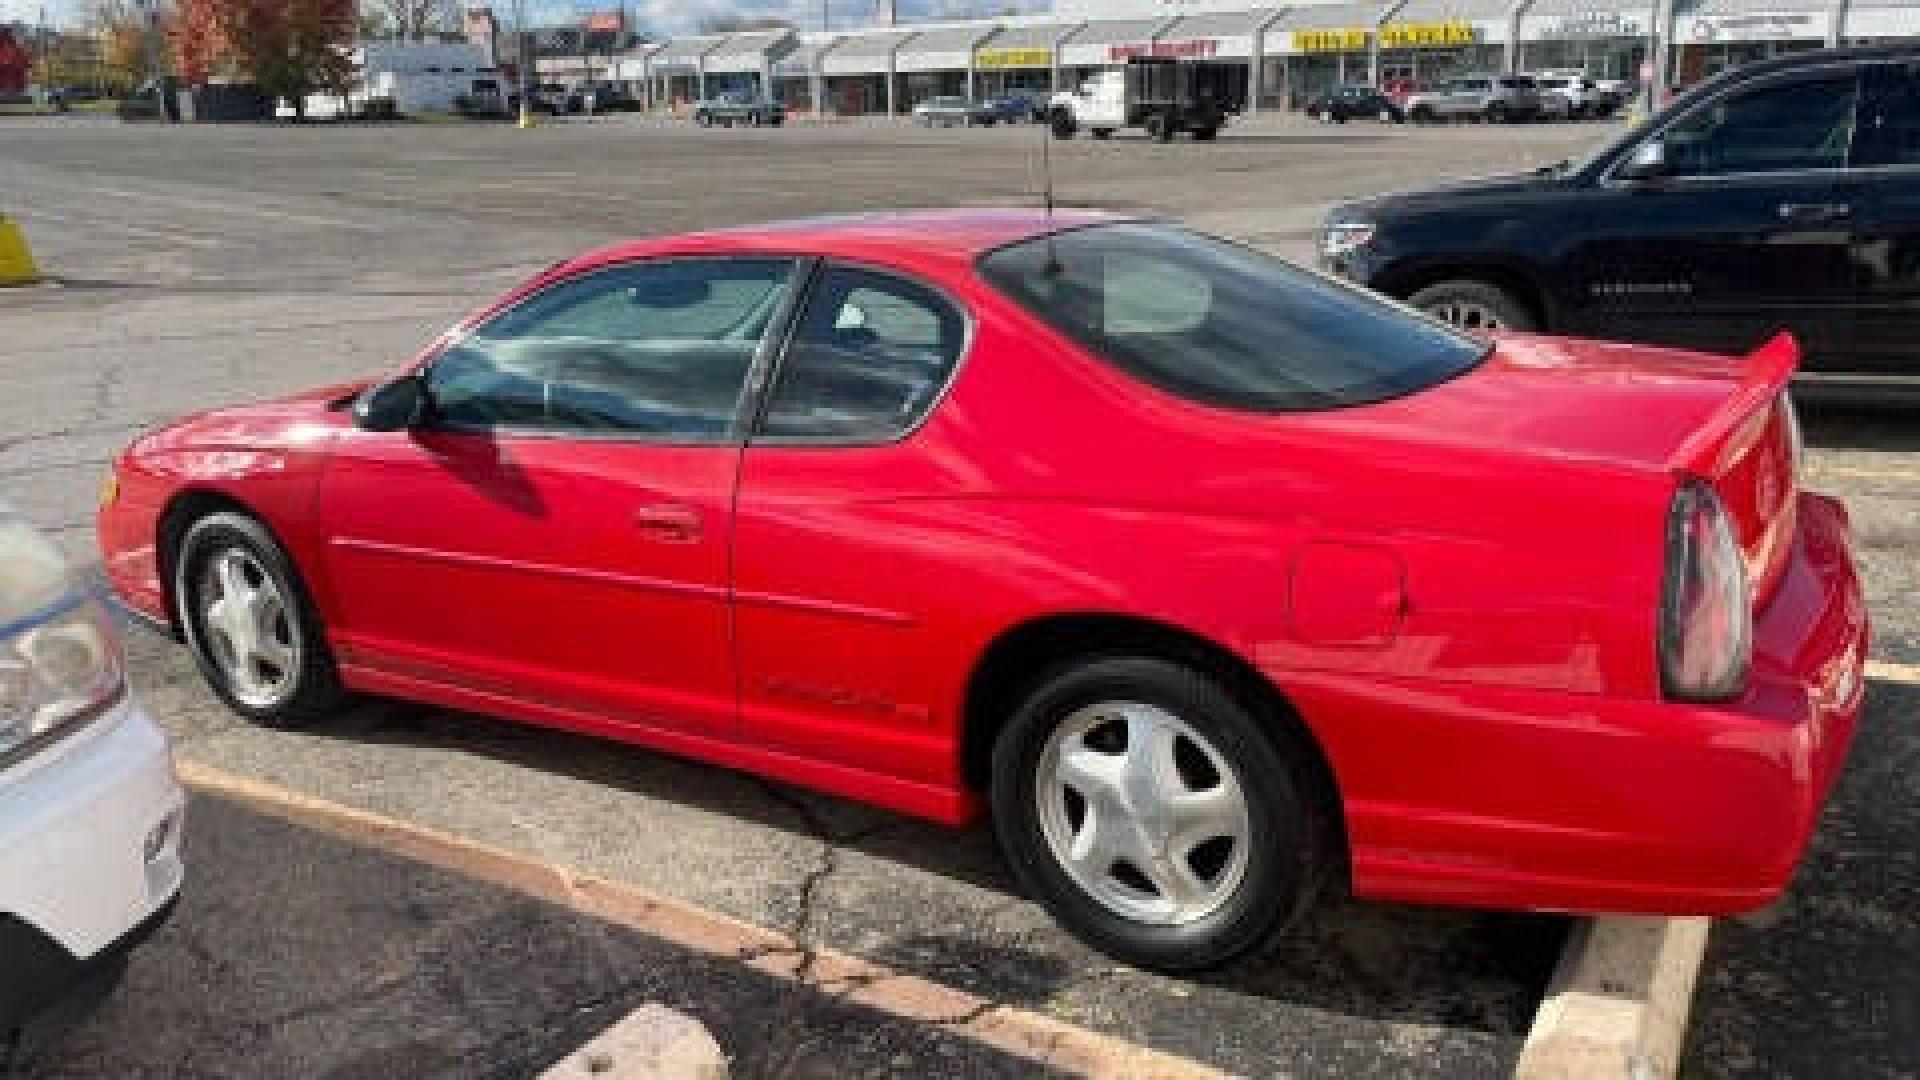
[{"xmin": 1290, "ymin": 492, "xmax": 1869, "ymax": 916}]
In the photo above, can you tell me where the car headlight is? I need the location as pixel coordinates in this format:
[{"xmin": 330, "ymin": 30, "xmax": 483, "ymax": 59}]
[
  {"xmin": 1321, "ymin": 222, "xmax": 1376, "ymax": 259},
  {"xmin": 0, "ymin": 510, "xmax": 126, "ymax": 766}
]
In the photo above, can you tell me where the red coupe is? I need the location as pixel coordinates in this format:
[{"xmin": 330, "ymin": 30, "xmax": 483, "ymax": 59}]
[{"xmin": 99, "ymin": 211, "xmax": 1867, "ymax": 971}]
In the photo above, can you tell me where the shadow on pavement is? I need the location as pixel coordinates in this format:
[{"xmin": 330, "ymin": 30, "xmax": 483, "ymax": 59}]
[
  {"xmin": 1684, "ymin": 680, "xmax": 1920, "ymax": 1078},
  {"xmin": 28, "ymin": 793, "xmax": 1063, "ymax": 1080}
]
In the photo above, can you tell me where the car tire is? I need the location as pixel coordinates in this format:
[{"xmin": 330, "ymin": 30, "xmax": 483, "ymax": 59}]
[
  {"xmin": 1407, "ymin": 279, "xmax": 1539, "ymax": 333},
  {"xmin": 1485, "ymin": 104, "xmax": 1508, "ymax": 125},
  {"xmin": 1410, "ymin": 105, "xmax": 1434, "ymax": 125},
  {"xmin": 176, "ymin": 512, "xmax": 347, "ymax": 729},
  {"xmin": 1146, "ymin": 113, "xmax": 1173, "ymax": 142},
  {"xmin": 1090, "ymin": 127, "xmax": 1114, "ymax": 139},
  {"xmin": 1192, "ymin": 125, "xmax": 1219, "ymax": 141},
  {"xmin": 992, "ymin": 656, "xmax": 1330, "ymax": 973},
  {"xmin": 1049, "ymin": 109, "xmax": 1076, "ymax": 139}
]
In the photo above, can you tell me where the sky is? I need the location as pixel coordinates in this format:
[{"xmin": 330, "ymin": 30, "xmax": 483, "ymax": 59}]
[{"xmin": 0, "ymin": 0, "xmax": 1053, "ymax": 34}]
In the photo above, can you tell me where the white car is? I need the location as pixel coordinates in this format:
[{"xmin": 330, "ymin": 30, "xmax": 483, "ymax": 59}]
[{"xmin": 0, "ymin": 505, "xmax": 184, "ymax": 1068}]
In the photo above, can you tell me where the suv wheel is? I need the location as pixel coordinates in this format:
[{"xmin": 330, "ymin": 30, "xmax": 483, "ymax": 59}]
[
  {"xmin": 1484, "ymin": 103, "xmax": 1509, "ymax": 124},
  {"xmin": 1049, "ymin": 108, "xmax": 1077, "ymax": 139},
  {"xmin": 991, "ymin": 656, "xmax": 1329, "ymax": 972},
  {"xmin": 1409, "ymin": 105, "xmax": 1435, "ymax": 125},
  {"xmin": 1408, "ymin": 279, "xmax": 1538, "ymax": 333}
]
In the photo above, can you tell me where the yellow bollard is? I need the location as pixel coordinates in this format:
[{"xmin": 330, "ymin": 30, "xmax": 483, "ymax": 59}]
[
  {"xmin": 0, "ymin": 213, "xmax": 41, "ymax": 286},
  {"xmin": 518, "ymin": 103, "xmax": 537, "ymax": 129}
]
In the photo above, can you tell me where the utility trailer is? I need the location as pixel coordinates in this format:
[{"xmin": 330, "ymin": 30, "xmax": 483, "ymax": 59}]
[{"xmin": 1048, "ymin": 56, "xmax": 1249, "ymax": 142}]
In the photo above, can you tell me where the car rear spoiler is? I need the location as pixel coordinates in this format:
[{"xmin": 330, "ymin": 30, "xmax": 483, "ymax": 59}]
[{"xmin": 1668, "ymin": 331, "xmax": 1799, "ymax": 478}]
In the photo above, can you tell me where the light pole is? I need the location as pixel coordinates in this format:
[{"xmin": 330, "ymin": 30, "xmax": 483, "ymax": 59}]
[
  {"xmin": 513, "ymin": 0, "xmax": 535, "ymax": 127},
  {"xmin": 138, "ymin": 0, "xmax": 172, "ymax": 122}
]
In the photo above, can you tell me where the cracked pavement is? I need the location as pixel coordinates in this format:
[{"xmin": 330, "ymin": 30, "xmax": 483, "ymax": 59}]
[{"xmin": 7, "ymin": 118, "xmax": 1916, "ymax": 1077}]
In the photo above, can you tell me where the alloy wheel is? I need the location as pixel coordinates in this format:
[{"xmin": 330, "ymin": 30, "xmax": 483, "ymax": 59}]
[
  {"xmin": 1425, "ymin": 300, "xmax": 1507, "ymax": 331},
  {"xmin": 1035, "ymin": 701, "xmax": 1252, "ymax": 926},
  {"xmin": 196, "ymin": 547, "xmax": 300, "ymax": 709}
]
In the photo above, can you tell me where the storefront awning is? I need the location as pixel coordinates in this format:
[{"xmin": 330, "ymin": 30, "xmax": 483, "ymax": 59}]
[
  {"xmin": 648, "ymin": 35, "xmax": 719, "ymax": 74},
  {"xmin": 704, "ymin": 30, "xmax": 797, "ymax": 74},
  {"xmin": 1517, "ymin": 0, "xmax": 1654, "ymax": 43},
  {"xmin": 1842, "ymin": 0, "xmax": 1920, "ymax": 40},
  {"xmin": 897, "ymin": 25, "xmax": 996, "ymax": 73},
  {"xmin": 1059, "ymin": 18, "xmax": 1175, "ymax": 67},
  {"xmin": 774, "ymin": 40, "xmax": 833, "ymax": 78},
  {"xmin": 1674, "ymin": 0, "xmax": 1834, "ymax": 45},
  {"xmin": 822, "ymin": 30, "xmax": 914, "ymax": 76},
  {"xmin": 1153, "ymin": 9, "xmax": 1286, "ymax": 60},
  {"xmin": 1384, "ymin": 0, "xmax": 1519, "ymax": 45}
]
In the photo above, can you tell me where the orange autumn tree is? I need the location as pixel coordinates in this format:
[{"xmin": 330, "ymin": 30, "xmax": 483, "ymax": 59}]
[{"xmin": 173, "ymin": 0, "xmax": 354, "ymax": 112}]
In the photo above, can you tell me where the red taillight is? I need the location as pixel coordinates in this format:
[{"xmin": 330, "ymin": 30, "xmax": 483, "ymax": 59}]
[{"xmin": 1660, "ymin": 481, "xmax": 1753, "ymax": 702}]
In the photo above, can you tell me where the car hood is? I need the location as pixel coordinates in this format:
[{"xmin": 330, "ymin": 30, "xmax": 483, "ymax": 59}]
[
  {"xmin": 1317, "ymin": 334, "xmax": 1758, "ymax": 472},
  {"xmin": 136, "ymin": 380, "xmax": 368, "ymax": 455},
  {"xmin": 1333, "ymin": 169, "xmax": 1555, "ymax": 218}
]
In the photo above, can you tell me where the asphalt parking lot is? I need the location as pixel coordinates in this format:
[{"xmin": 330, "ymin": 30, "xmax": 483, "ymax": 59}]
[{"xmin": 3, "ymin": 115, "xmax": 1917, "ymax": 1079}]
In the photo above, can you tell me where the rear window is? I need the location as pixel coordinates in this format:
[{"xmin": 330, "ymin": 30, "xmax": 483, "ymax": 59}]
[{"xmin": 978, "ymin": 224, "xmax": 1486, "ymax": 412}]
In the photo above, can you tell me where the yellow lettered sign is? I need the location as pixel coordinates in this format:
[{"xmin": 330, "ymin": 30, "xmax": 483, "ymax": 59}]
[
  {"xmin": 977, "ymin": 47, "xmax": 1052, "ymax": 68},
  {"xmin": 1292, "ymin": 28, "xmax": 1371, "ymax": 52},
  {"xmin": 1378, "ymin": 21, "xmax": 1477, "ymax": 48}
]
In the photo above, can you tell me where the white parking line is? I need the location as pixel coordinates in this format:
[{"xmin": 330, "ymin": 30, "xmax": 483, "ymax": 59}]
[
  {"xmin": 1867, "ymin": 660, "xmax": 1920, "ymax": 686},
  {"xmin": 9, "ymin": 207, "xmax": 223, "ymax": 249}
]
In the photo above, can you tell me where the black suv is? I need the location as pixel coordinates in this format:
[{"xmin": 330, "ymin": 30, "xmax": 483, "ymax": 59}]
[{"xmin": 1323, "ymin": 45, "xmax": 1920, "ymax": 385}]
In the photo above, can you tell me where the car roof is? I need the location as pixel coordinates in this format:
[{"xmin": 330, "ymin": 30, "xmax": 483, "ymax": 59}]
[{"xmin": 563, "ymin": 209, "xmax": 1135, "ymax": 274}]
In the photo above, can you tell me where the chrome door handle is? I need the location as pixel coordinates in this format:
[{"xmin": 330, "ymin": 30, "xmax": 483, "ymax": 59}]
[
  {"xmin": 633, "ymin": 504, "xmax": 701, "ymax": 543},
  {"xmin": 1778, "ymin": 202, "xmax": 1852, "ymax": 224}
]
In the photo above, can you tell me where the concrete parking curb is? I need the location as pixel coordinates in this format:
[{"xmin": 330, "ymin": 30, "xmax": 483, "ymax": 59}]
[
  {"xmin": 540, "ymin": 1004, "xmax": 728, "ymax": 1080},
  {"xmin": 1513, "ymin": 916, "xmax": 1711, "ymax": 1080},
  {"xmin": 178, "ymin": 763, "xmax": 1225, "ymax": 1080}
]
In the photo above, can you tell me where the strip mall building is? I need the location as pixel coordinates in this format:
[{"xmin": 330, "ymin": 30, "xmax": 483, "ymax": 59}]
[{"xmin": 547, "ymin": 0, "xmax": 1903, "ymax": 115}]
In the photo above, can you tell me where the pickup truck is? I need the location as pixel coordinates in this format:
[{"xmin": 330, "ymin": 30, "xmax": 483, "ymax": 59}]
[{"xmin": 1048, "ymin": 57, "xmax": 1246, "ymax": 142}]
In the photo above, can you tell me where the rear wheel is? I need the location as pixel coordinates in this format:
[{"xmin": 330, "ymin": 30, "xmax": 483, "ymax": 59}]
[
  {"xmin": 991, "ymin": 656, "xmax": 1329, "ymax": 973},
  {"xmin": 1407, "ymin": 279, "xmax": 1538, "ymax": 333},
  {"xmin": 1410, "ymin": 105, "xmax": 1435, "ymax": 125},
  {"xmin": 1192, "ymin": 125, "xmax": 1219, "ymax": 141},
  {"xmin": 1485, "ymin": 103, "xmax": 1509, "ymax": 125},
  {"xmin": 176, "ymin": 512, "xmax": 347, "ymax": 728}
]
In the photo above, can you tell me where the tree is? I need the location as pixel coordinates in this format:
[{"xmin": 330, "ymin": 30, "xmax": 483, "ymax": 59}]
[
  {"xmin": 363, "ymin": 0, "xmax": 455, "ymax": 41},
  {"xmin": 88, "ymin": 0, "xmax": 150, "ymax": 94},
  {"xmin": 173, "ymin": 0, "xmax": 355, "ymax": 112},
  {"xmin": 29, "ymin": 31, "xmax": 101, "ymax": 89}
]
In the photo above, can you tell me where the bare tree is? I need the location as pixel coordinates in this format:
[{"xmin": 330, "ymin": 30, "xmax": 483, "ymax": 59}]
[{"xmin": 363, "ymin": 0, "xmax": 456, "ymax": 41}]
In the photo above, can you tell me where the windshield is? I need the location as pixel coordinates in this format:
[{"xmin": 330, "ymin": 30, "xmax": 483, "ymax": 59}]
[{"xmin": 979, "ymin": 224, "xmax": 1486, "ymax": 412}]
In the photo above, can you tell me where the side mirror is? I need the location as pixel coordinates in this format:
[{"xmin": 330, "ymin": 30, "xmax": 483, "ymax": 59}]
[
  {"xmin": 353, "ymin": 375, "xmax": 428, "ymax": 432},
  {"xmin": 1620, "ymin": 139, "xmax": 1668, "ymax": 182}
]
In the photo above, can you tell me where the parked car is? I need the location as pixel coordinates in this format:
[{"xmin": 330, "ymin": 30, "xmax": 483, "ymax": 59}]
[
  {"xmin": 913, "ymin": 95, "xmax": 993, "ymax": 127},
  {"xmin": 3, "ymin": 504, "xmax": 184, "ymax": 1070},
  {"xmin": 1403, "ymin": 74, "xmax": 1542, "ymax": 124},
  {"xmin": 99, "ymin": 209, "xmax": 1865, "ymax": 973},
  {"xmin": 693, "ymin": 92, "xmax": 785, "ymax": 127},
  {"xmin": 1531, "ymin": 72, "xmax": 1615, "ymax": 119},
  {"xmin": 982, "ymin": 91, "xmax": 1044, "ymax": 124},
  {"xmin": 1304, "ymin": 85, "xmax": 1405, "ymax": 124},
  {"xmin": 1322, "ymin": 43, "xmax": 1919, "ymax": 386}
]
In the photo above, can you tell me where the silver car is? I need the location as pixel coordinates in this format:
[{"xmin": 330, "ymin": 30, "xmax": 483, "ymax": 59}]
[
  {"xmin": 1532, "ymin": 72, "xmax": 1616, "ymax": 120},
  {"xmin": 913, "ymin": 96, "xmax": 993, "ymax": 127},
  {"xmin": 1404, "ymin": 74, "xmax": 1542, "ymax": 125}
]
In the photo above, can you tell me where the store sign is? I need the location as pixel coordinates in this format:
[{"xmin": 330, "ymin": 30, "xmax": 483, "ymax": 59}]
[
  {"xmin": 583, "ymin": 10, "xmax": 624, "ymax": 33},
  {"xmin": 1685, "ymin": 12, "xmax": 1828, "ymax": 42},
  {"xmin": 1293, "ymin": 28, "xmax": 1369, "ymax": 52},
  {"xmin": 977, "ymin": 47, "xmax": 1053, "ymax": 68},
  {"xmin": 1545, "ymin": 12, "xmax": 1644, "ymax": 39},
  {"xmin": 1379, "ymin": 21, "xmax": 1477, "ymax": 47},
  {"xmin": 1294, "ymin": 22, "xmax": 1475, "ymax": 52},
  {"xmin": 1109, "ymin": 39, "xmax": 1222, "ymax": 61}
]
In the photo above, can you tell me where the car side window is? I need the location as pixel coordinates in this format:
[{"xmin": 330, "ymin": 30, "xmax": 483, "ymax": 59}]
[
  {"xmin": 426, "ymin": 258, "xmax": 797, "ymax": 441},
  {"xmin": 1858, "ymin": 63, "xmax": 1920, "ymax": 167},
  {"xmin": 756, "ymin": 266, "xmax": 968, "ymax": 443},
  {"xmin": 1659, "ymin": 72, "xmax": 1859, "ymax": 177}
]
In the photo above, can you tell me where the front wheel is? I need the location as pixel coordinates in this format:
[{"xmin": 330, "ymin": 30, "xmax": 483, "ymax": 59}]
[
  {"xmin": 1049, "ymin": 108, "xmax": 1077, "ymax": 139},
  {"xmin": 1191, "ymin": 125, "xmax": 1219, "ymax": 141},
  {"xmin": 1407, "ymin": 279, "xmax": 1539, "ymax": 333},
  {"xmin": 991, "ymin": 656, "xmax": 1329, "ymax": 972},
  {"xmin": 176, "ymin": 512, "xmax": 348, "ymax": 728},
  {"xmin": 1409, "ymin": 105, "xmax": 1435, "ymax": 125}
]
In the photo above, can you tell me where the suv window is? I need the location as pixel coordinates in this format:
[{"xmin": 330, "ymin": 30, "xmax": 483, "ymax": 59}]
[
  {"xmin": 1498, "ymin": 77, "xmax": 1534, "ymax": 89},
  {"xmin": 757, "ymin": 266, "xmax": 968, "ymax": 442},
  {"xmin": 1859, "ymin": 63, "xmax": 1920, "ymax": 167},
  {"xmin": 1466, "ymin": 79, "xmax": 1493, "ymax": 92},
  {"xmin": 979, "ymin": 224, "xmax": 1486, "ymax": 413},
  {"xmin": 427, "ymin": 258, "xmax": 797, "ymax": 440},
  {"xmin": 1658, "ymin": 72, "xmax": 1859, "ymax": 177}
]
